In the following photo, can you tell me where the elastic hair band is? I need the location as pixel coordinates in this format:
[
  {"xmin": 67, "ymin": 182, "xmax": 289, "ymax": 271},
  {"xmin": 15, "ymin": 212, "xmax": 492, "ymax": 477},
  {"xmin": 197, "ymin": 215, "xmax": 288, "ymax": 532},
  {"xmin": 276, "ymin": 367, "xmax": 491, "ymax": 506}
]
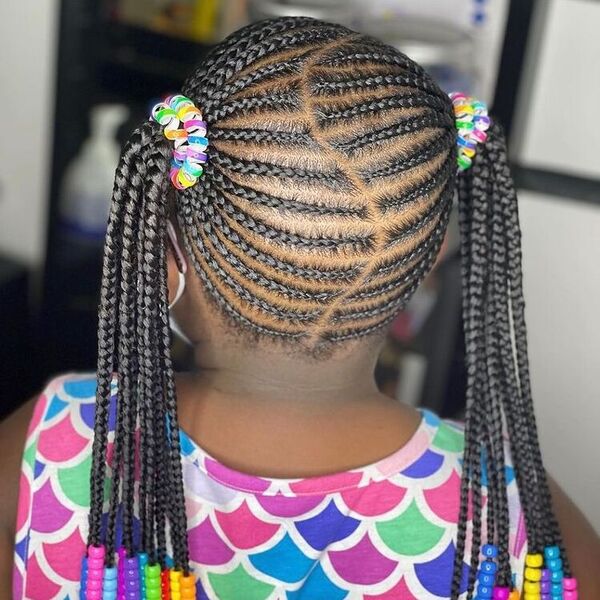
[
  {"xmin": 449, "ymin": 92, "xmax": 491, "ymax": 171},
  {"xmin": 151, "ymin": 94, "xmax": 208, "ymax": 190}
]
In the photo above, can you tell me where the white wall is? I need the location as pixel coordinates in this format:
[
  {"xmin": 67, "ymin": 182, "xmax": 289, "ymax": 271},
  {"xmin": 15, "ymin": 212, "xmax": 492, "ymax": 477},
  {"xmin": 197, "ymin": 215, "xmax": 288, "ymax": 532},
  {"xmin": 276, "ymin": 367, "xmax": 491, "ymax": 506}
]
[
  {"xmin": 515, "ymin": 0, "xmax": 600, "ymax": 178},
  {"xmin": 519, "ymin": 190, "xmax": 600, "ymax": 532},
  {"xmin": 0, "ymin": 2, "xmax": 59, "ymax": 267}
]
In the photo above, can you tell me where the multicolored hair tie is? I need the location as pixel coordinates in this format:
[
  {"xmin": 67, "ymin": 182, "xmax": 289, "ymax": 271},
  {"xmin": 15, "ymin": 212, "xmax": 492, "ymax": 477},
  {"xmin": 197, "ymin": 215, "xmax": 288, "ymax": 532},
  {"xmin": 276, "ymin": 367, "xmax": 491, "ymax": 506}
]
[
  {"xmin": 449, "ymin": 92, "xmax": 491, "ymax": 171},
  {"xmin": 151, "ymin": 94, "xmax": 208, "ymax": 190}
]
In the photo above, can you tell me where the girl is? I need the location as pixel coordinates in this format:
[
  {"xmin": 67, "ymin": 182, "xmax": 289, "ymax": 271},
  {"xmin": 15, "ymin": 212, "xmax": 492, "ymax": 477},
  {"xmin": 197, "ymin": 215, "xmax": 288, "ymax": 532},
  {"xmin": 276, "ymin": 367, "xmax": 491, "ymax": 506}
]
[{"xmin": 1, "ymin": 16, "xmax": 599, "ymax": 600}]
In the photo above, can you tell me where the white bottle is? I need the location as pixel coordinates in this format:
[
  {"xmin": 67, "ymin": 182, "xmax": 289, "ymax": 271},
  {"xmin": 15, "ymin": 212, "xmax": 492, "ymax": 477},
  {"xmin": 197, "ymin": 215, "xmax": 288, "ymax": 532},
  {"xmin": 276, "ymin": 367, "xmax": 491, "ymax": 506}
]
[{"xmin": 58, "ymin": 104, "xmax": 129, "ymax": 243}]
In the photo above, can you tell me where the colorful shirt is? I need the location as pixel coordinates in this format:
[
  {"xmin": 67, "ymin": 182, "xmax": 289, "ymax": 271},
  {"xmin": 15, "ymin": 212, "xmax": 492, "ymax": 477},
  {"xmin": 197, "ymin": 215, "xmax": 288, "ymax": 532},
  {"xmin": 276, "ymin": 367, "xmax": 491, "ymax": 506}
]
[{"xmin": 14, "ymin": 374, "xmax": 527, "ymax": 599}]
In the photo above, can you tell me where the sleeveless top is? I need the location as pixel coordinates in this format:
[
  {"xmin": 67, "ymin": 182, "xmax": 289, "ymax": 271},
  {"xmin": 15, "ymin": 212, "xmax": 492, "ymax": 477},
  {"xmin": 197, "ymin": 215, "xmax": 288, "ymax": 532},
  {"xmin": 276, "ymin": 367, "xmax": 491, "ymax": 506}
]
[{"xmin": 13, "ymin": 374, "xmax": 528, "ymax": 599}]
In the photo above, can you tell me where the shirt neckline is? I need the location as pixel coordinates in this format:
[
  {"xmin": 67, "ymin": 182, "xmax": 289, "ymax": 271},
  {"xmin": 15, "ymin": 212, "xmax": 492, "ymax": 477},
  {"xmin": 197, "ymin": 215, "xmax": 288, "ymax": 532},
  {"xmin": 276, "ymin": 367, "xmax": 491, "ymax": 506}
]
[{"xmin": 178, "ymin": 408, "xmax": 440, "ymax": 495}]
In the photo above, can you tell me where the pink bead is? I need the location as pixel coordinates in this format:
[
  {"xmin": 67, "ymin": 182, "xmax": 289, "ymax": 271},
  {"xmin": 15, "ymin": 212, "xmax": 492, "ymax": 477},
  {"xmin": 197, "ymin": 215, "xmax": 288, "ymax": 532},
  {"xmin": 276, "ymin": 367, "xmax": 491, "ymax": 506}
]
[
  {"xmin": 493, "ymin": 587, "xmax": 510, "ymax": 599},
  {"xmin": 563, "ymin": 578, "xmax": 578, "ymax": 591},
  {"xmin": 88, "ymin": 544, "xmax": 106, "ymax": 559},
  {"xmin": 87, "ymin": 567, "xmax": 103, "ymax": 580},
  {"xmin": 87, "ymin": 591, "xmax": 102, "ymax": 600},
  {"xmin": 88, "ymin": 557, "xmax": 104, "ymax": 570},
  {"xmin": 87, "ymin": 578, "xmax": 102, "ymax": 591},
  {"xmin": 564, "ymin": 592, "xmax": 578, "ymax": 600}
]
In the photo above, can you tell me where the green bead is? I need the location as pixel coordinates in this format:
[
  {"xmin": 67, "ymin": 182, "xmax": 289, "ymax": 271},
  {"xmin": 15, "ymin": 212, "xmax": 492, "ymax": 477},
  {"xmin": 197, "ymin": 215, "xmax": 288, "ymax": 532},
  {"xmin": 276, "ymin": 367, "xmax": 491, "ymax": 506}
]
[
  {"xmin": 457, "ymin": 155, "xmax": 472, "ymax": 170},
  {"xmin": 145, "ymin": 564, "xmax": 161, "ymax": 578}
]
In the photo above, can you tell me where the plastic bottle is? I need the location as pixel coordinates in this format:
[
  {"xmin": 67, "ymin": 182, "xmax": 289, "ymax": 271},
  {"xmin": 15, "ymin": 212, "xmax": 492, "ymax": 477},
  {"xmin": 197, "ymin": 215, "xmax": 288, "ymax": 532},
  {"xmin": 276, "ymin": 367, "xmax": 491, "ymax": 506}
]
[{"xmin": 58, "ymin": 104, "xmax": 128, "ymax": 248}]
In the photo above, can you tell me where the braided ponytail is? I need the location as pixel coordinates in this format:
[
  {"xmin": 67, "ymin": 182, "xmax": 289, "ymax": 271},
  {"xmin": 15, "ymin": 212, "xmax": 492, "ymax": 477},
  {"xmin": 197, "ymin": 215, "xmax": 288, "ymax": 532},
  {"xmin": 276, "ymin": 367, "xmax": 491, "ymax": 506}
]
[
  {"xmin": 450, "ymin": 123, "xmax": 570, "ymax": 597},
  {"xmin": 88, "ymin": 122, "xmax": 189, "ymax": 573}
]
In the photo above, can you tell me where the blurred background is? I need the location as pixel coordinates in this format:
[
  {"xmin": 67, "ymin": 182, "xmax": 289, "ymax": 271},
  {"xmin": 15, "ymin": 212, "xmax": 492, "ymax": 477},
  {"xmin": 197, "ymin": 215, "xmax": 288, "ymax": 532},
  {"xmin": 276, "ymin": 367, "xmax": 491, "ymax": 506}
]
[{"xmin": 0, "ymin": 0, "xmax": 598, "ymax": 529}]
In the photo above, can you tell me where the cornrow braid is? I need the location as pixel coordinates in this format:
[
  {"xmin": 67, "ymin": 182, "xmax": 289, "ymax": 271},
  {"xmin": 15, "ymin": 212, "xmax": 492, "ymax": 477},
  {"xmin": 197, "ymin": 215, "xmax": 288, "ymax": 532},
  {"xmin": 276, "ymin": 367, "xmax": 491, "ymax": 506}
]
[{"xmin": 86, "ymin": 16, "xmax": 572, "ymax": 598}]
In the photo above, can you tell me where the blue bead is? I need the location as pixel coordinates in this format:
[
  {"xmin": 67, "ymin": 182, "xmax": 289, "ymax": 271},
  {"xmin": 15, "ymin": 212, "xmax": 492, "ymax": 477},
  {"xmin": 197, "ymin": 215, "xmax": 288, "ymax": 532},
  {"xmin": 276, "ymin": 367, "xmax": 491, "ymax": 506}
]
[
  {"xmin": 478, "ymin": 572, "xmax": 495, "ymax": 585},
  {"xmin": 103, "ymin": 579, "xmax": 118, "ymax": 592},
  {"xmin": 476, "ymin": 584, "xmax": 493, "ymax": 598},
  {"xmin": 103, "ymin": 566, "xmax": 118, "ymax": 581},
  {"xmin": 482, "ymin": 544, "xmax": 498, "ymax": 558},
  {"xmin": 481, "ymin": 560, "xmax": 498, "ymax": 574},
  {"xmin": 102, "ymin": 592, "xmax": 117, "ymax": 600},
  {"xmin": 544, "ymin": 545, "xmax": 560, "ymax": 561},
  {"xmin": 551, "ymin": 570, "xmax": 564, "ymax": 583},
  {"xmin": 551, "ymin": 582, "xmax": 563, "ymax": 594},
  {"xmin": 551, "ymin": 595, "xmax": 563, "ymax": 600},
  {"xmin": 548, "ymin": 558, "xmax": 563, "ymax": 571}
]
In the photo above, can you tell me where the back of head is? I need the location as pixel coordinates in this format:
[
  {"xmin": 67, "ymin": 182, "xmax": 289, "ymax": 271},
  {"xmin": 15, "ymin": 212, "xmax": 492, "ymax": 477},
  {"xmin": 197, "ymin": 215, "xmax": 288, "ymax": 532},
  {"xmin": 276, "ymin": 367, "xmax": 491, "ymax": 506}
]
[{"xmin": 85, "ymin": 17, "xmax": 572, "ymax": 599}]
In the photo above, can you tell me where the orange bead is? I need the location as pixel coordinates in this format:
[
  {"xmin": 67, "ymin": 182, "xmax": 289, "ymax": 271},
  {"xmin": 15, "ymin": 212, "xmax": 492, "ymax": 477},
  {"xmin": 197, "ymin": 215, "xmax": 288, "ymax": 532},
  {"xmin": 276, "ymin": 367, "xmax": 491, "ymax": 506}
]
[{"xmin": 181, "ymin": 574, "xmax": 195, "ymax": 589}]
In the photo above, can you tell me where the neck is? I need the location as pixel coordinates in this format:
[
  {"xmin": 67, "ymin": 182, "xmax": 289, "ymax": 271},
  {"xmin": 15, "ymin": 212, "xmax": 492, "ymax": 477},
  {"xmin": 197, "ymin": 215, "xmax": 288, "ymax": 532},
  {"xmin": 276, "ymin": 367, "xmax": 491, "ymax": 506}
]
[
  {"xmin": 187, "ymin": 339, "xmax": 381, "ymax": 405},
  {"xmin": 172, "ymin": 335, "xmax": 421, "ymax": 478}
]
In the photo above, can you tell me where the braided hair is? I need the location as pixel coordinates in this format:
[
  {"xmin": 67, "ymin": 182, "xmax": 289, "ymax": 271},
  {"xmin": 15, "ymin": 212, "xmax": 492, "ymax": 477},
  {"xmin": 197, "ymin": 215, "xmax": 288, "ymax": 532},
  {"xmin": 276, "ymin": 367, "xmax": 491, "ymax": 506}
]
[{"xmin": 87, "ymin": 16, "xmax": 570, "ymax": 596}]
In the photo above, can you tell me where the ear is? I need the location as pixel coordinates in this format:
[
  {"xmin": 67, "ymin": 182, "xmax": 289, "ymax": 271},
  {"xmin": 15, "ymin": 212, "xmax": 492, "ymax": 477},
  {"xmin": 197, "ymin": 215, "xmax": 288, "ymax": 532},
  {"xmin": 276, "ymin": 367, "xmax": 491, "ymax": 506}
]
[{"xmin": 166, "ymin": 221, "xmax": 188, "ymax": 308}]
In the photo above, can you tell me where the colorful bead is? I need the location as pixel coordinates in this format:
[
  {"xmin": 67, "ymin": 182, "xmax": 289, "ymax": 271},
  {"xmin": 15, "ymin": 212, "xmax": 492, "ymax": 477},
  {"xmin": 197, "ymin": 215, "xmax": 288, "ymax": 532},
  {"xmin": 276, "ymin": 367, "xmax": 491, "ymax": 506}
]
[
  {"xmin": 180, "ymin": 573, "xmax": 195, "ymax": 600},
  {"xmin": 493, "ymin": 587, "xmax": 510, "ymax": 599},
  {"xmin": 89, "ymin": 544, "xmax": 106, "ymax": 559},
  {"xmin": 151, "ymin": 95, "xmax": 208, "ymax": 190},
  {"xmin": 145, "ymin": 563, "xmax": 161, "ymax": 600},
  {"xmin": 563, "ymin": 592, "xmax": 578, "ymax": 600},
  {"xmin": 118, "ymin": 547, "xmax": 127, "ymax": 599},
  {"xmin": 550, "ymin": 570, "xmax": 564, "ymax": 584},
  {"xmin": 551, "ymin": 582, "xmax": 562, "ymax": 594},
  {"xmin": 159, "ymin": 568, "xmax": 171, "ymax": 600},
  {"xmin": 483, "ymin": 544, "xmax": 499, "ymax": 558},
  {"xmin": 508, "ymin": 591, "xmax": 520, "ymax": 600},
  {"xmin": 541, "ymin": 581, "xmax": 551, "ymax": 593},
  {"xmin": 562, "ymin": 578, "xmax": 577, "ymax": 591},
  {"xmin": 526, "ymin": 553, "xmax": 544, "ymax": 568},
  {"xmin": 482, "ymin": 560, "xmax": 498, "ymax": 575},
  {"xmin": 80, "ymin": 557, "xmax": 88, "ymax": 600},
  {"xmin": 544, "ymin": 546, "xmax": 560, "ymax": 561},
  {"xmin": 525, "ymin": 567, "xmax": 542, "ymax": 582},
  {"xmin": 137, "ymin": 552, "xmax": 148, "ymax": 597},
  {"xmin": 547, "ymin": 558, "xmax": 562, "ymax": 572},
  {"xmin": 524, "ymin": 580, "xmax": 541, "ymax": 593},
  {"xmin": 449, "ymin": 91, "xmax": 491, "ymax": 171},
  {"xmin": 170, "ymin": 569, "xmax": 182, "ymax": 600},
  {"xmin": 103, "ymin": 566, "xmax": 118, "ymax": 600},
  {"xmin": 541, "ymin": 569, "xmax": 551, "ymax": 582},
  {"xmin": 85, "ymin": 545, "xmax": 106, "ymax": 600}
]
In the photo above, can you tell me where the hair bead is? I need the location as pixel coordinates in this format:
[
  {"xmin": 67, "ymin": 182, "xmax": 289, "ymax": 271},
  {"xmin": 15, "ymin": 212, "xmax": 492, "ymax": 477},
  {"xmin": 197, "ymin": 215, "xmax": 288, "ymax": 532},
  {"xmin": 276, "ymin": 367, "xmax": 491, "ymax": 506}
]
[
  {"xmin": 449, "ymin": 91, "xmax": 490, "ymax": 171},
  {"xmin": 151, "ymin": 95, "xmax": 208, "ymax": 190}
]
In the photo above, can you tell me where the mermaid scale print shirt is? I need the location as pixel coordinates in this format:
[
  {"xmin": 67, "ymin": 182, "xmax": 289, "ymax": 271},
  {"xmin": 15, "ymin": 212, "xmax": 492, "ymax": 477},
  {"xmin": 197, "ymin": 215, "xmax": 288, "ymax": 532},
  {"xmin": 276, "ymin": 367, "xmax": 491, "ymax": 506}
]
[{"xmin": 14, "ymin": 374, "xmax": 527, "ymax": 599}]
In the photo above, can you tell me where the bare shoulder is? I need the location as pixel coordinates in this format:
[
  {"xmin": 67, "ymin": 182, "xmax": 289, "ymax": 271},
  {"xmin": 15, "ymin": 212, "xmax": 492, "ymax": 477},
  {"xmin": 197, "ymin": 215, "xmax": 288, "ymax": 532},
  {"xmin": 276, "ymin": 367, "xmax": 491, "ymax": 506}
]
[
  {"xmin": 548, "ymin": 474, "xmax": 600, "ymax": 597},
  {"xmin": 0, "ymin": 397, "xmax": 37, "ymax": 586}
]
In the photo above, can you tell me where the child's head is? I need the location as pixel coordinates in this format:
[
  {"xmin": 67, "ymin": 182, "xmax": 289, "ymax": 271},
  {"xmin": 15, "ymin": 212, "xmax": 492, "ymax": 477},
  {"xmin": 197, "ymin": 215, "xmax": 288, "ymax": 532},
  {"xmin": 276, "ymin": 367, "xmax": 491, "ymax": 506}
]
[{"xmin": 87, "ymin": 17, "xmax": 570, "ymax": 596}]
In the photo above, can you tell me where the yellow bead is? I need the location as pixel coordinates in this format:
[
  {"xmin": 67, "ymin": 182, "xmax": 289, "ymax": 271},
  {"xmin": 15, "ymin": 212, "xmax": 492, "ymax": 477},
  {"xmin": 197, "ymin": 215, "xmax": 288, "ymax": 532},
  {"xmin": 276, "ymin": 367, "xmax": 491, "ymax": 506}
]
[
  {"xmin": 524, "ymin": 567, "xmax": 542, "ymax": 582},
  {"xmin": 524, "ymin": 580, "xmax": 541, "ymax": 593},
  {"xmin": 525, "ymin": 553, "xmax": 544, "ymax": 568},
  {"xmin": 523, "ymin": 594, "xmax": 540, "ymax": 600},
  {"xmin": 170, "ymin": 569, "xmax": 182, "ymax": 582},
  {"xmin": 171, "ymin": 593, "xmax": 181, "ymax": 600}
]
